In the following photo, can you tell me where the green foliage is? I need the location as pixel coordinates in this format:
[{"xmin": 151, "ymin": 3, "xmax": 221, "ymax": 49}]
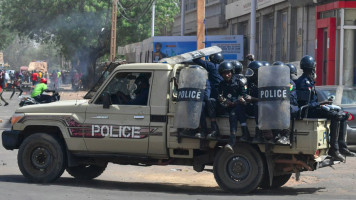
[
  {"xmin": 0, "ymin": 0, "xmax": 180, "ymax": 81},
  {"xmin": 117, "ymin": 0, "xmax": 180, "ymax": 45},
  {"xmin": 1, "ymin": 0, "xmax": 112, "ymax": 72}
]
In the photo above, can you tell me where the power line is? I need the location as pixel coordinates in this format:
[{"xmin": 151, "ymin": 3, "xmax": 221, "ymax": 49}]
[{"xmin": 117, "ymin": 0, "xmax": 154, "ymax": 23}]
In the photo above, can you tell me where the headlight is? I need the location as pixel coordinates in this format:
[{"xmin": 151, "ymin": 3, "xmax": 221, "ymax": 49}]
[{"xmin": 11, "ymin": 113, "xmax": 25, "ymax": 125}]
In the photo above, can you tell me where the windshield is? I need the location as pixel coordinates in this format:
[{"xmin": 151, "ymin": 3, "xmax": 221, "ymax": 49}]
[
  {"xmin": 319, "ymin": 88, "xmax": 356, "ymax": 105},
  {"xmin": 83, "ymin": 62, "xmax": 119, "ymax": 99}
]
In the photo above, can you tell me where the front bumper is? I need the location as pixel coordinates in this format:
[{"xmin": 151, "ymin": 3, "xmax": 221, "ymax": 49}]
[{"xmin": 2, "ymin": 130, "xmax": 22, "ymax": 150}]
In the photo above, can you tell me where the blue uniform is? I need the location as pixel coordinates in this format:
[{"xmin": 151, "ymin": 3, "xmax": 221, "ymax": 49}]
[
  {"xmin": 296, "ymin": 73, "xmax": 348, "ymax": 151},
  {"xmin": 290, "ymin": 79, "xmax": 299, "ymax": 118},
  {"xmin": 295, "ymin": 74, "xmax": 319, "ymax": 111},
  {"xmin": 246, "ymin": 81, "xmax": 258, "ymax": 124},
  {"xmin": 218, "ymin": 76, "xmax": 247, "ymax": 133},
  {"xmin": 192, "ymin": 58, "xmax": 223, "ymax": 99},
  {"xmin": 200, "ymin": 80, "xmax": 211, "ymax": 132},
  {"xmin": 128, "ymin": 88, "xmax": 149, "ymax": 105}
]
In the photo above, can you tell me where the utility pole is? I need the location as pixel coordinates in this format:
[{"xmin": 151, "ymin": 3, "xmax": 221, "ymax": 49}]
[
  {"xmin": 197, "ymin": 0, "xmax": 205, "ymax": 50},
  {"xmin": 152, "ymin": 0, "xmax": 155, "ymax": 37},
  {"xmin": 180, "ymin": 0, "xmax": 185, "ymax": 36},
  {"xmin": 250, "ymin": 0, "xmax": 256, "ymax": 56},
  {"xmin": 110, "ymin": 0, "xmax": 118, "ymax": 62}
]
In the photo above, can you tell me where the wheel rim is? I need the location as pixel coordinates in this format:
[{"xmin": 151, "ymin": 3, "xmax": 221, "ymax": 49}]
[
  {"xmin": 31, "ymin": 147, "xmax": 52, "ymax": 170},
  {"xmin": 226, "ymin": 156, "xmax": 250, "ymax": 181}
]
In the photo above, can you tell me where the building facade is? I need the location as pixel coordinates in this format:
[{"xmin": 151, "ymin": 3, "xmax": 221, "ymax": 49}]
[
  {"xmin": 173, "ymin": 0, "xmax": 356, "ymax": 86},
  {"xmin": 172, "ymin": 0, "xmax": 228, "ymax": 36}
]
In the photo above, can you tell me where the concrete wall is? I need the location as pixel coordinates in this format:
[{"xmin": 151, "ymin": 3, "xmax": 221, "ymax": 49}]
[{"xmin": 172, "ymin": 0, "xmax": 228, "ymax": 36}]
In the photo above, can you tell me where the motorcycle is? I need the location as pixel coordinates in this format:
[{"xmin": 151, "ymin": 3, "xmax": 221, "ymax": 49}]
[{"xmin": 19, "ymin": 91, "xmax": 60, "ymax": 107}]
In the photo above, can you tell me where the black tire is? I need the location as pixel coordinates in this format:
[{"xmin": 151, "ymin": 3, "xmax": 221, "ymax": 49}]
[
  {"xmin": 259, "ymin": 173, "xmax": 292, "ymax": 189},
  {"xmin": 66, "ymin": 163, "xmax": 108, "ymax": 180},
  {"xmin": 213, "ymin": 144, "xmax": 264, "ymax": 193},
  {"xmin": 18, "ymin": 133, "xmax": 66, "ymax": 183}
]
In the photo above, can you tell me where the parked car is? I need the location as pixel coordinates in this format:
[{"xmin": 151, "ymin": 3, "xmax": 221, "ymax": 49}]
[{"xmin": 316, "ymin": 85, "xmax": 356, "ymax": 145}]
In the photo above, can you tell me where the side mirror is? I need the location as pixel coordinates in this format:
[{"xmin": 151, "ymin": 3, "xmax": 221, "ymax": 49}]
[{"xmin": 102, "ymin": 92, "xmax": 112, "ymax": 109}]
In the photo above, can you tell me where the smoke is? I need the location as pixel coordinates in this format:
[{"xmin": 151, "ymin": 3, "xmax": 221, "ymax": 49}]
[{"xmin": 33, "ymin": 9, "xmax": 111, "ymax": 78}]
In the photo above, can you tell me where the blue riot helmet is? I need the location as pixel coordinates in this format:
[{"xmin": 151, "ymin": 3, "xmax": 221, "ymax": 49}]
[
  {"xmin": 246, "ymin": 61, "xmax": 263, "ymax": 81},
  {"xmin": 286, "ymin": 63, "xmax": 298, "ymax": 81},
  {"xmin": 261, "ymin": 61, "xmax": 270, "ymax": 67},
  {"xmin": 218, "ymin": 61, "xmax": 234, "ymax": 76},
  {"xmin": 286, "ymin": 63, "xmax": 297, "ymax": 76},
  {"xmin": 272, "ymin": 61, "xmax": 284, "ymax": 66},
  {"xmin": 230, "ymin": 60, "xmax": 243, "ymax": 74},
  {"xmin": 300, "ymin": 55, "xmax": 315, "ymax": 70},
  {"xmin": 209, "ymin": 53, "xmax": 224, "ymax": 64}
]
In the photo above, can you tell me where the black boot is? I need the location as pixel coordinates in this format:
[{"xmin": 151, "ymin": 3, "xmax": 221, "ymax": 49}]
[
  {"xmin": 339, "ymin": 148, "xmax": 356, "ymax": 157},
  {"xmin": 224, "ymin": 133, "xmax": 236, "ymax": 153},
  {"xmin": 179, "ymin": 128, "xmax": 195, "ymax": 137},
  {"xmin": 276, "ymin": 130, "xmax": 290, "ymax": 145},
  {"xmin": 239, "ymin": 126, "xmax": 250, "ymax": 142},
  {"xmin": 329, "ymin": 121, "xmax": 346, "ymax": 162},
  {"xmin": 207, "ymin": 121, "xmax": 220, "ymax": 140},
  {"xmin": 337, "ymin": 120, "xmax": 354, "ymax": 156},
  {"xmin": 252, "ymin": 127, "xmax": 265, "ymax": 144},
  {"xmin": 195, "ymin": 127, "xmax": 207, "ymax": 139}
]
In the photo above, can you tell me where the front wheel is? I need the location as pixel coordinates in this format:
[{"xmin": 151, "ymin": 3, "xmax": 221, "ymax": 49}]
[
  {"xmin": 18, "ymin": 133, "xmax": 66, "ymax": 183},
  {"xmin": 66, "ymin": 163, "xmax": 108, "ymax": 180},
  {"xmin": 213, "ymin": 144, "xmax": 264, "ymax": 193}
]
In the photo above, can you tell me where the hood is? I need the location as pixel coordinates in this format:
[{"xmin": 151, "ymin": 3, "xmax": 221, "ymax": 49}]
[{"xmin": 16, "ymin": 100, "xmax": 88, "ymax": 114}]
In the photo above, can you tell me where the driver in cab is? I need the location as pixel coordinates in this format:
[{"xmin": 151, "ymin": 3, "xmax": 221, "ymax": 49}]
[{"xmin": 116, "ymin": 75, "xmax": 150, "ymax": 105}]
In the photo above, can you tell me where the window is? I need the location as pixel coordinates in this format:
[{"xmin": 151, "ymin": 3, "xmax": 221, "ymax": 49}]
[
  {"xmin": 262, "ymin": 14, "xmax": 274, "ymax": 62},
  {"xmin": 276, "ymin": 10, "xmax": 288, "ymax": 61},
  {"xmin": 96, "ymin": 72, "xmax": 151, "ymax": 106}
]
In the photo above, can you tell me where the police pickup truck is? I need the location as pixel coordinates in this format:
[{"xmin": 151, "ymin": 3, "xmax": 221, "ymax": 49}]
[{"xmin": 2, "ymin": 47, "xmax": 336, "ymax": 193}]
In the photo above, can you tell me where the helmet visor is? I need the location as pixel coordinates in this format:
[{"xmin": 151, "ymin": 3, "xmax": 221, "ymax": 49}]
[{"xmin": 244, "ymin": 68, "xmax": 254, "ymax": 77}]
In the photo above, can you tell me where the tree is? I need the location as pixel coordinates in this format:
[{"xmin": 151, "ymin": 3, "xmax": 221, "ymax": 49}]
[
  {"xmin": 1, "ymin": 0, "xmax": 112, "ymax": 85},
  {"xmin": 0, "ymin": 0, "xmax": 179, "ymax": 86},
  {"xmin": 116, "ymin": 0, "xmax": 180, "ymax": 45}
]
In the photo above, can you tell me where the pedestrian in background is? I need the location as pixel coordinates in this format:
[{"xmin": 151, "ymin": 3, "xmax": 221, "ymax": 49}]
[
  {"xmin": 0, "ymin": 69, "xmax": 9, "ymax": 106},
  {"xmin": 32, "ymin": 71, "xmax": 38, "ymax": 86},
  {"xmin": 10, "ymin": 76, "xmax": 23, "ymax": 99}
]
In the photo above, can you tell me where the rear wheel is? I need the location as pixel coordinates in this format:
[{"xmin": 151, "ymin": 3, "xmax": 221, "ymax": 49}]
[
  {"xmin": 18, "ymin": 133, "xmax": 66, "ymax": 183},
  {"xmin": 213, "ymin": 144, "xmax": 264, "ymax": 193},
  {"xmin": 66, "ymin": 163, "xmax": 108, "ymax": 180},
  {"xmin": 259, "ymin": 173, "xmax": 292, "ymax": 189}
]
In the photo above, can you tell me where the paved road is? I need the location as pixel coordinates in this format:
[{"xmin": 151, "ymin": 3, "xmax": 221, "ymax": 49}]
[{"xmin": 1, "ymin": 91, "xmax": 356, "ymax": 200}]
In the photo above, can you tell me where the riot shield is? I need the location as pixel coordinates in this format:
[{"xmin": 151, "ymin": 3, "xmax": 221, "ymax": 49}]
[
  {"xmin": 174, "ymin": 66, "xmax": 208, "ymax": 128},
  {"xmin": 159, "ymin": 46, "xmax": 222, "ymax": 64},
  {"xmin": 258, "ymin": 65, "xmax": 290, "ymax": 130}
]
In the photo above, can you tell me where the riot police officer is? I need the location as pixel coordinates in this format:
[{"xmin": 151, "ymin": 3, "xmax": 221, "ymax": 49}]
[
  {"xmin": 245, "ymin": 61, "xmax": 266, "ymax": 143},
  {"xmin": 230, "ymin": 60, "xmax": 251, "ymax": 142},
  {"xmin": 217, "ymin": 61, "xmax": 248, "ymax": 152},
  {"xmin": 295, "ymin": 55, "xmax": 355, "ymax": 162},
  {"xmin": 286, "ymin": 63, "xmax": 298, "ymax": 81},
  {"xmin": 193, "ymin": 53, "xmax": 224, "ymax": 139}
]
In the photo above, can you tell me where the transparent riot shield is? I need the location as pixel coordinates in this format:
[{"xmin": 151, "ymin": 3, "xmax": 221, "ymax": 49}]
[
  {"xmin": 174, "ymin": 66, "xmax": 208, "ymax": 129},
  {"xmin": 258, "ymin": 65, "xmax": 290, "ymax": 130}
]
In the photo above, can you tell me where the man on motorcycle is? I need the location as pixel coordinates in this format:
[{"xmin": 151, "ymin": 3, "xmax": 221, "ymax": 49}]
[{"xmin": 31, "ymin": 78, "xmax": 56, "ymax": 103}]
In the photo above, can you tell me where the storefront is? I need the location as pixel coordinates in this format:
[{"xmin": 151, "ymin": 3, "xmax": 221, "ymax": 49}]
[{"xmin": 316, "ymin": 1, "xmax": 356, "ymax": 86}]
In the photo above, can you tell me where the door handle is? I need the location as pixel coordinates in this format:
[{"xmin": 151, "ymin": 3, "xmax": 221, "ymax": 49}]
[
  {"xmin": 91, "ymin": 116, "xmax": 109, "ymax": 119},
  {"xmin": 134, "ymin": 115, "xmax": 145, "ymax": 119}
]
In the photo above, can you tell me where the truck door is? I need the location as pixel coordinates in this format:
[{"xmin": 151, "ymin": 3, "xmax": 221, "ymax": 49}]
[{"xmin": 84, "ymin": 71, "xmax": 152, "ymax": 154}]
